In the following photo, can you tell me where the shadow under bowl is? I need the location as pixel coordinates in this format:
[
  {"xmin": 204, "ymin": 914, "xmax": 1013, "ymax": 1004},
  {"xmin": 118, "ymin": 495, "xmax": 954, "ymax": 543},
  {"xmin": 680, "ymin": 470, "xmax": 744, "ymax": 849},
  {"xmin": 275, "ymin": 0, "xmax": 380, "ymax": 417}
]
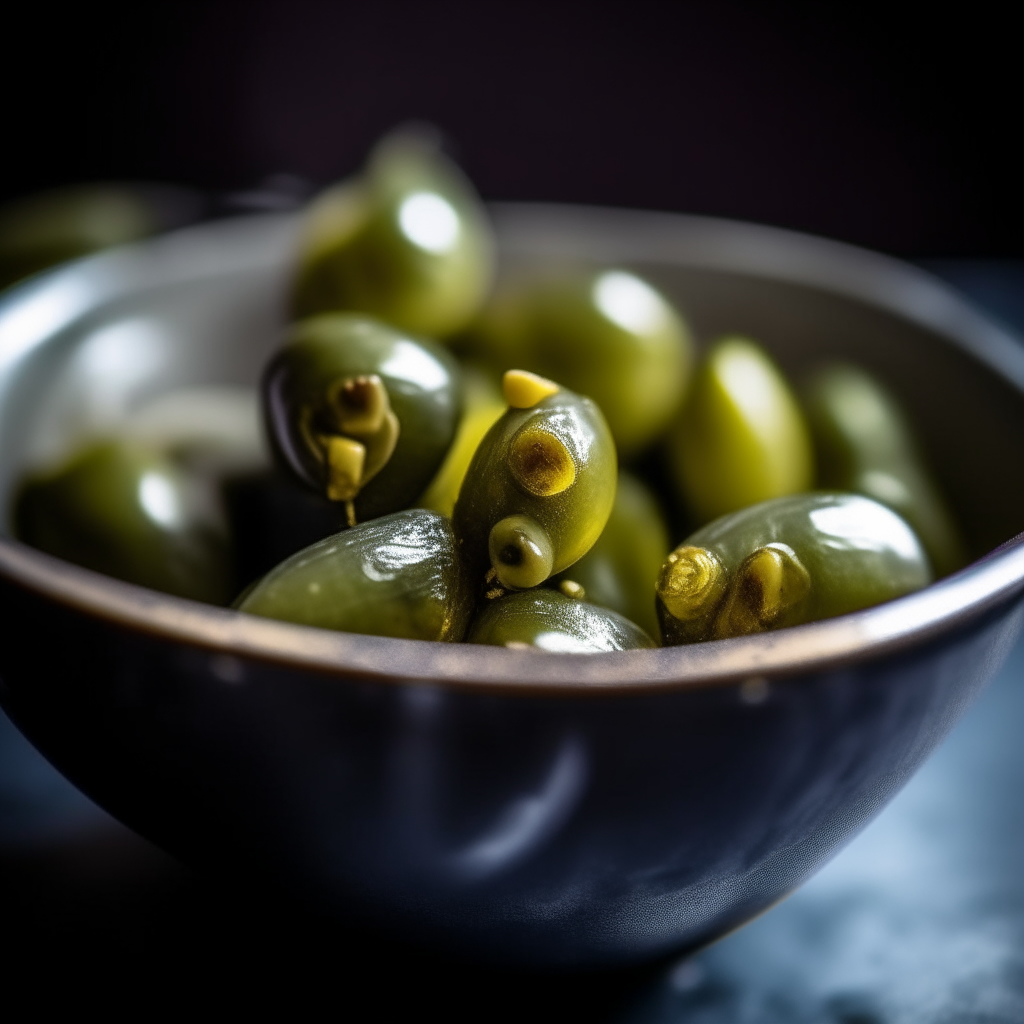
[{"xmin": 2, "ymin": 206, "xmax": 1024, "ymax": 967}]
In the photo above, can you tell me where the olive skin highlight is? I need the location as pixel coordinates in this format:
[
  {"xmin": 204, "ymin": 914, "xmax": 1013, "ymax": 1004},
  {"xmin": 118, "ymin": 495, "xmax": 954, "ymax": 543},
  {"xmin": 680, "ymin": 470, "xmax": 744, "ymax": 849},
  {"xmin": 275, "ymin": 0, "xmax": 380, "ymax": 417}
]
[{"xmin": 468, "ymin": 589, "xmax": 655, "ymax": 652}]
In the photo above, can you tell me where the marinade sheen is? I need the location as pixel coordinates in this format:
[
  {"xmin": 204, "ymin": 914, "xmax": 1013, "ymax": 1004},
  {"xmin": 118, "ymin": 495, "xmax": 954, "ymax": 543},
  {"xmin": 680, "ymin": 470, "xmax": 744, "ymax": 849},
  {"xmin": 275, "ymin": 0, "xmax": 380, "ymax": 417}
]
[
  {"xmin": 468, "ymin": 589, "xmax": 655, "ymax": 652},
  {"xmin": 238, "ymin": 509, "xmax": 473, "ymax": 642}
]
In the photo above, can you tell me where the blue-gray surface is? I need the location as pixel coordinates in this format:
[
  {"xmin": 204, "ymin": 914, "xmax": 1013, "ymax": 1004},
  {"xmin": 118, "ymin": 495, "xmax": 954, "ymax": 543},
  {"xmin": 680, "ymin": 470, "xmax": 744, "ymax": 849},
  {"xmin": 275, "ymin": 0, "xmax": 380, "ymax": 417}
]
[
  {"xmin": 621, "ymin": 638, "xmax": 1024, "ymax": 1024},
  {"xmin": 0, "ymin": 703, "xmax": 109, "ymax": 846}
]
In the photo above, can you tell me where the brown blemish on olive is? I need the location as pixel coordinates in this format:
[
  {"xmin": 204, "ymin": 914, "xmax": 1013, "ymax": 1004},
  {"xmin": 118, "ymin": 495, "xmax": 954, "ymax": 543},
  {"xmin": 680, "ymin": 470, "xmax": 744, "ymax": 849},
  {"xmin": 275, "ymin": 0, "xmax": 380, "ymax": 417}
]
[
  {"xmin": 713, "ymin": 543, "xmax": 811, "ymax": 638},
  {"xmin": 508, "ymin": 426, "xmax": 576, "ymax": 497}
]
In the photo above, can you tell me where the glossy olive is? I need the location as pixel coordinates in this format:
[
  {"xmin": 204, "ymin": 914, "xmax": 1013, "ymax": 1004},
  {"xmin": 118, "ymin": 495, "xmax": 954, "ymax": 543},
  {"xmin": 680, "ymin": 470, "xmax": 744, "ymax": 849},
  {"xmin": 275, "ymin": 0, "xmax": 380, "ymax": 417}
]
[
  {"xmin": 452, "ymin": 373, "xmax": 617, "ymax": 592},
  {"xmin": 467, "ymin": 588, "xmax": 655, "ymax": 652},
  {"xmin": 656, "ymin": 492, "xmax": 932, "ymax": 644},
  {"xmin": 418, "ymin": 363, "xmax": 505, "ymax": 517},
  {"xmin": 552, "ymin": 470, "xmax": 669, "ymax": 639},
  {"xmin": 263, "ymin": 314, "xmax": 462, "ymax": 522},
  {"xmin": 468, "ymin": 268, "xmax": 693, "ymax": 456},
  {"xmin": 668, "ymin": 336, "xmax": 814, "ymax": 524},
  {"xmin": 14, "ymin": 440, "xmax": 231, "ymax": 603},
  {"xmin": 237, "ymin": 509, "xmax": 472, "ymax": 642},
  {"xmin": 291, "ymin": 128, "xmax": 495, "ymax": 338},
  {"xmin": 803, "ymin": 364, "xmax": 966, "ymax": 577}
]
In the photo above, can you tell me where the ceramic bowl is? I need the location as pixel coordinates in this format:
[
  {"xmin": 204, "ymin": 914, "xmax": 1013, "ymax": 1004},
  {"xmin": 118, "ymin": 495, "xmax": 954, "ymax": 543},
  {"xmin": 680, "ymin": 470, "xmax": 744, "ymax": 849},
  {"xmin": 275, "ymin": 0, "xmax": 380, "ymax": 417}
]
[{"xmin": 2, "ymin": 206, "xmax": 1024, "ymax": 967}]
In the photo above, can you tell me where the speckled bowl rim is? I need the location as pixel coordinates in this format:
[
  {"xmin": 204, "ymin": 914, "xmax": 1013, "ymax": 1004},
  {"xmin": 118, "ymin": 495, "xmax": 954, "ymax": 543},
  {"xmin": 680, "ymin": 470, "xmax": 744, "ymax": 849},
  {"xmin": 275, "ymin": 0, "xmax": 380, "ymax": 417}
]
[{"xmin": 2, "ymin": 204, "xmax": 1024, "ymax": 695}]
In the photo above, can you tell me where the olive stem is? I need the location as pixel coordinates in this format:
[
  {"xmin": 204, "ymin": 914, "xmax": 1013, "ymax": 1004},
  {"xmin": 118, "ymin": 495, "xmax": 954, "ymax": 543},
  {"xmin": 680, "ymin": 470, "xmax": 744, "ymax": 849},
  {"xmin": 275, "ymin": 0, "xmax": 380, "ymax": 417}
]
[{"xmin": 318, "ymin": 374, "xmax": 401, "ymax": 505}]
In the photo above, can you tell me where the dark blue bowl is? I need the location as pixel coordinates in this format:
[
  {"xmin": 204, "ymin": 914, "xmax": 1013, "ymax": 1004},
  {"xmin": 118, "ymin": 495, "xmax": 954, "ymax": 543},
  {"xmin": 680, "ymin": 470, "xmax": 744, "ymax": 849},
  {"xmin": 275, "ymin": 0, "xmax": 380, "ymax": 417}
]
[{"xmin": 2, "ymin": 208, "xmax": 1024, "ymax": 966}]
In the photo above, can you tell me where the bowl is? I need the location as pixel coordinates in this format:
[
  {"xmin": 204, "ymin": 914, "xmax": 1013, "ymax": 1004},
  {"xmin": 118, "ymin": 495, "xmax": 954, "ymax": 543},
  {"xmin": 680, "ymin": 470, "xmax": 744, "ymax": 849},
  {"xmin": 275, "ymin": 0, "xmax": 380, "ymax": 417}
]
[{"xmin": 2, "ymin": 206, "xmax": 1024, "ymax": 967}]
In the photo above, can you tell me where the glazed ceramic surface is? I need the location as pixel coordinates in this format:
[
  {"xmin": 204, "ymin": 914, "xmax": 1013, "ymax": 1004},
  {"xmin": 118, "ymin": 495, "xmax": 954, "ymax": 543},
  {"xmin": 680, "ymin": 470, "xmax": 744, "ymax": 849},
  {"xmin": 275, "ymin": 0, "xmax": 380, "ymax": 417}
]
[{"xmin": 2, "ymin": 208, "xmax": 1024, "ymax": 966}]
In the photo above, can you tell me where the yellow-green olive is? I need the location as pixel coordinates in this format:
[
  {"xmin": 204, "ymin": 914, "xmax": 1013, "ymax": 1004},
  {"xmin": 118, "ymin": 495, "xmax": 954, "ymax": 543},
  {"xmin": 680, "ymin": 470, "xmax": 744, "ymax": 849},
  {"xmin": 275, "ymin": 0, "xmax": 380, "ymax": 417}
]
[
  {"xmin": 668, "ymin": 336, "xmax": 814, "ymax": 525},
  {"xmin": 291, "ymin": 128, "xmax": 495, "ymax": 338},
  {"xmin": 418, "ymin": 364, "xmax": 505, "ymax": 517},
  {"xmin": 552, "ymin": 470, "xmax": 669, "ymax": 639},
  {"xmin": 467, "ymin": 267, "xmax": 693, "ymax": 456},
  {"xmin": 453, "ymin": 371, "xmax": 617, "ymax": 593}
]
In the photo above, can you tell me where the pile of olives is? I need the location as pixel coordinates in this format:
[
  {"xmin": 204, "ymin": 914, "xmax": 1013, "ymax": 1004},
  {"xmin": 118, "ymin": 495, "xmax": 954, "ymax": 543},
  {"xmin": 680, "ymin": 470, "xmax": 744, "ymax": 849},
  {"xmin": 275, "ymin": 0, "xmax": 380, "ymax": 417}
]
[{"xmin": 12, "ymin": 128, "xmax": 965, "ymax": 653}]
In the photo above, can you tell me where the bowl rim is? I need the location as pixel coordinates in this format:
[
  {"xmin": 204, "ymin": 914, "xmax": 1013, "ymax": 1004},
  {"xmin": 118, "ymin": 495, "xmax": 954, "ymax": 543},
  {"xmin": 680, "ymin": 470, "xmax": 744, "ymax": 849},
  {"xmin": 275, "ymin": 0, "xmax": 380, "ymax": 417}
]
[{"xmin": 2, "ymin": 204, "xmax": 1024, "ymax": 696}]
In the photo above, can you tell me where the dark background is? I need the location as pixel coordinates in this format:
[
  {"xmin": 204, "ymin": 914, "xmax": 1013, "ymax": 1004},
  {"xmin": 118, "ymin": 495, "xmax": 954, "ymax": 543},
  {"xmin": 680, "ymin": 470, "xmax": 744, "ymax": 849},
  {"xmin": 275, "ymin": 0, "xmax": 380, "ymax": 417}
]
[{"xmin": 2, "ymin": 2, "xmax": 1020, "ymax": 257}]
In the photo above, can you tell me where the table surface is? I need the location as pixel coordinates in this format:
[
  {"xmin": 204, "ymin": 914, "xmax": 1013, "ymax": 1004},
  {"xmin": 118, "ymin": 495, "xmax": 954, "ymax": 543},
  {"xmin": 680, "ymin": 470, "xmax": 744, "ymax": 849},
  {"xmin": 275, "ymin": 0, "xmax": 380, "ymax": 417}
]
[{"xmin": 1, "ymin": 261, "xmax": 1022, "ymax": 1019}]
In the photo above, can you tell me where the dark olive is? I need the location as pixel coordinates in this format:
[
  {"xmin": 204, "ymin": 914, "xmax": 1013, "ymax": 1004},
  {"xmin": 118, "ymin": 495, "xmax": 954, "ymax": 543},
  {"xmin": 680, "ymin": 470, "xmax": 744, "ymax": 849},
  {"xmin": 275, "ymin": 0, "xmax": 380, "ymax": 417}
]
[
  {"xmin": 236, "ymin": 509, "xmax": 472, "ymax": 642},
  {"xmin": 14, "ymin": 439, "xmax": 231, "ymax": 603},
  {"xmin": 467, "ymin": 589, "xmax": 655, "ymax": 652},
  {"xmin": 453, "ymin": 371, "xmax": 617, "ymax": 592},
  {"xmin": 263, "ymin": 314, "xmax": 462, "ymax": 524}
]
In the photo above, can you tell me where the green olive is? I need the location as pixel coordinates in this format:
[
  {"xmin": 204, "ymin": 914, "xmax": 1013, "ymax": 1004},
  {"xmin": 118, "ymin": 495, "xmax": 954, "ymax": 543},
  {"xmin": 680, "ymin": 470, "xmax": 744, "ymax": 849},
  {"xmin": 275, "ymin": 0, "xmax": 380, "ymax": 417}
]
[
  {"xmin": 236, "ymin": 509, "xmax": 472, "ymax": 642},
  {"xmin": 803, "ymin": 364, "xmax": 966, "ymax": 577},
  {"xmin": 291, "ymin": 128, "xmax": 495, "ymax": 338},
  {"xmin": 452, "ymin": 371, "xmax": 617, "ymax": 593},
  {"xmin": 0, "ymin": 184, "xmax": 197, "ymax": 290},
  {"xmin": 263, "ymin": 314, "xmax": 462, "ymax": 524},
  {"xmin": 467, "ymin": 268, "xmax": 693, "ymax": 456},
  {"xmin": 467, "ymin": 589, "xmax": 655, "ymax": 652},
  {"xmin": 668, "ymin": 336, "xmax": 814, "ymax": 524},
  {"xmin": 14, "ymin": 439, "xmax": 231, "ymax": 603},
  {"xmin": 656, "ymin": 492, "xmax": 933, "ymax": 644},
  {"xmin": 417, "ymin": 364, "xmax": 505, "ymax": 517},
  {"xmin": 552, "ymin": 470, "xmax": 669, "ymax": 639}
]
